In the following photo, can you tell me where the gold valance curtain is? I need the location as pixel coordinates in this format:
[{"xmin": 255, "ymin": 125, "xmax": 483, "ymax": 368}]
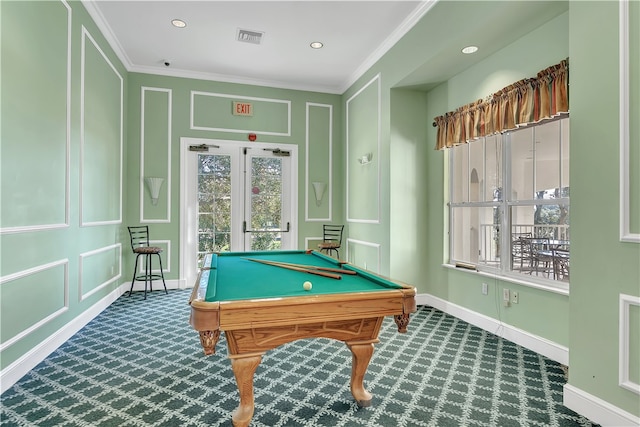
[{"xmin": 433, "ymin": 59, "xmax": 569, "ymax": 150}]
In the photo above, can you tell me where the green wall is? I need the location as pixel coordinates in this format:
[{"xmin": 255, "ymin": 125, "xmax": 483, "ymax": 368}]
[
  {"xmin": 424, "ymin": 11, "xmax": 571, "ymax": 345},
  {"xmin": 389, "ymin": 88, "xmax": 429, "ymax": 286},
  {"xmin": 0, "ymin": 1, "xmax": 345, "ymax": 372},
  {"xmin": 567, "ymin": 0, "xmax": 640, "ymax": 416},
  {"xmin": 1, "ymin": 0, "xmax": 128, "ymax": 370},
  {"xmin": 125, "ymin": 73, "xmax": 344, "ymax": 281},
  {"xmin": 342, "ymin": 0, "xmax": 639, "ymax": 422},
  {"xmin": 1, "ymin": 0, "xmax": 638, "ymax": 422}
]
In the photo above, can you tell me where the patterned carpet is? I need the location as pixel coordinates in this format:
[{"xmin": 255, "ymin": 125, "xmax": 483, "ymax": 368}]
[{"xmin": 1, "ymin": 289, "xmax": 597, "ymax": 426}]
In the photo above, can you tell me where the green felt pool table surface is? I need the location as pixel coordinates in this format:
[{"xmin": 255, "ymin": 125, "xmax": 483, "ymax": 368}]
[
  {"xmin": 198, "ymin": 250, "xmax": 403, "ymax": 302},
  {"xmin": 189, "ymin": 250, "xmax": 417, "ymax": 427}
]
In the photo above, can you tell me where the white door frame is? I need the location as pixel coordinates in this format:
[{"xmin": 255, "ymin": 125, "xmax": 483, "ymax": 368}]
[
  {"xmin": 179, "ymin": 137, "xmax": 298, "ymax": 289},
  {"xmin": 242, "ymin": 146, "xmax": 295, "ymax": 251}
]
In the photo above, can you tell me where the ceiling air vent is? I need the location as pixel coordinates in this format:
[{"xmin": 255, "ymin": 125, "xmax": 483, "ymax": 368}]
[{"xmin": 237, "ymin": 29, "xmax": 264, "ymax": 45}]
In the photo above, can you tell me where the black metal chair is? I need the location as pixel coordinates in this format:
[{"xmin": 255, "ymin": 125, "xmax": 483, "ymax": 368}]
[
  {"xmin": 127, "ymin": 226, "xmax": 167, "ymax": 299},
  {"xmin": 552, "ymin": 249, "xmax": 570, "ymax": 281},
  {"xmin": 318, "ymin": 224, "xmax": 344, "ymax": 259},
  {"xmin": 511, "ymin": 232, "xmax": 532, "ymax": 271}
]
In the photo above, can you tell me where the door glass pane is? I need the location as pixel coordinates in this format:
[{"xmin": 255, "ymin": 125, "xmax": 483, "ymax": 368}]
[
  {"xmin": 198, "ymin": 154, "xmax": 231, "ymax": 261},
  {"xmin": 250, "ymin": 156, "xmax": 283, "ymax": 251}
]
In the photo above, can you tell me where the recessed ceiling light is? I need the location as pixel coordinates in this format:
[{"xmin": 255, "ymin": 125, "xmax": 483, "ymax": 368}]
[
  {"xmin": 310, "ymin": 41, "xmax": 323, "ymax": 49},
  {"xmin": 461, "ymin": 45, "xmax": 478, "ymax": 54},
  {"xmin": 171, "ymin": 19, "xmax": 187, "ymax": 28}
]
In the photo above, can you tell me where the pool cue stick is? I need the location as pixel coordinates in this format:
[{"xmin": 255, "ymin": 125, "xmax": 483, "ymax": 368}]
[
  {"xmin": 244, "ymin": 258, "xmax": 342, "ymax": 280},
  {"xmin": 256, "ymin": 259, "xmax": 357, "ymax": 275}
]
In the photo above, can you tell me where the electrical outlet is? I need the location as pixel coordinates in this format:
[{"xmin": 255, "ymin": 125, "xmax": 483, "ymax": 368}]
[
  {"xmin": 503, "ymin": 288, "xmax": 510, "ymax": 307},
  {"xmin": 482, "ymin": 283, "xmax": 488, "ymax": 295},
  {"xmin": 512, "ymin": 291, "xmax": 519, "ymax": 304}
]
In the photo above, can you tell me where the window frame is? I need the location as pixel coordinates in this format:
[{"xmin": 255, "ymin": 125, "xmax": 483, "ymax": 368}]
[{"xmin": 448, "ymin": 116, "xmax": 570, "ymax": 291}]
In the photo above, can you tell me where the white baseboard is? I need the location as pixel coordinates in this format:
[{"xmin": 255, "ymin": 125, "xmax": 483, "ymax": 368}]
[
  {"xmin": 5, "ymin": 288, "xmax": 636, "ymax": 427},
  {"xmin": 1, "ymin": 284, "xmax": 126, "ymax": 394},
  {"xmin": 418, "ymin": 293, "xmax": 569, "ymax": 365},
  {"xmin": 564, "ymin": 383, "xmax": 640, "ymax": 426},
  {"xmin": 419, "ymin": 293, "xmax": 640, "ymax": 426},
  {"xmin": 1, "ymin": 279, "xmax": 182, "ymax": 394},
  {"xmin": 125, "ymin": 278, "xmax": 182, "ymax": 293}
]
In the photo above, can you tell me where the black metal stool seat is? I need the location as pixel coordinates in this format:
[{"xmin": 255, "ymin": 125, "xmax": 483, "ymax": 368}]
[{"xmin": 127, "ymin": 226, "xmax": 167, "ymax": 299}]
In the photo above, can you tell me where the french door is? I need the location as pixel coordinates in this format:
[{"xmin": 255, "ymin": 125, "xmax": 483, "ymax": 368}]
[{"xmin": 180, "ymin": 138, "xmax": 298, "ymax": 286}]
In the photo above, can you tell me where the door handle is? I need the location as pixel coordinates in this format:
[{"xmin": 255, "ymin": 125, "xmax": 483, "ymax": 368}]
[{"xmin": 243, "ymin": 221, "xmax": 290, "ymax": 233}]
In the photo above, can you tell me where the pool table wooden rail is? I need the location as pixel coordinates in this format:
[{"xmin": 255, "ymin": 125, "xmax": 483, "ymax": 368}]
[
  {"xmin": 191, "ymin": 286, "xmax": 414, "ymax": 331},
  {"xmin": 188, "ymin": 256, "xmax": 416, "ymax": 427}
]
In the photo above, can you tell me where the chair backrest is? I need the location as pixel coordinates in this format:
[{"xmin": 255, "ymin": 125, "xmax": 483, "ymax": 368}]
[
  {"xmin": 322, "ymin": 224, "xmax": 344, "ymax": 245},
  {"xmin": 128, "ymin": 226, "xmax": 151, "ymax": 251}
]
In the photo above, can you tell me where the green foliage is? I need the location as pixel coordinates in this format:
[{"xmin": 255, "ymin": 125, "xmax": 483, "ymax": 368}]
[
  {"xmin": 196, "ymin": 154, "xmax": 284, "ymax": 256},
  {"xmin": 250, "ymin": 157, "xmax": 283, "ymax": 251},
  {"xmin": 535, "ymin": 187, "xmax": 570, "ymax": 226}
]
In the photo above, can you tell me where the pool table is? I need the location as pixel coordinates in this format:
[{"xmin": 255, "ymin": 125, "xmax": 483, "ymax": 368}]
[{"xmin": 189, "ymin": 250, "xmax": 416, "ymax": 427}]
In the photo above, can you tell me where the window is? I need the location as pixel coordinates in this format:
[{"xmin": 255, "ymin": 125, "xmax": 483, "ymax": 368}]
[{"xmin": 449, "ymin": 117, "xmax": 570, "ymax": 285}]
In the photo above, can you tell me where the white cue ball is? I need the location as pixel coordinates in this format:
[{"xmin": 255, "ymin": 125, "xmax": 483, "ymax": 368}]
[{"xmin": 303, "ymin": 281, "xmax": 312, "ymax": 291}]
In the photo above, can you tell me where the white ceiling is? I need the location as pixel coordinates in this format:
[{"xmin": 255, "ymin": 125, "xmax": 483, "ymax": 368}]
[
  {"xmin": 83, "ymin": 1, "xmax": 569, "ymax": 95},
  {"xmin": 83, "ymin": 0, "xmax": 429, "ymax": 94}
]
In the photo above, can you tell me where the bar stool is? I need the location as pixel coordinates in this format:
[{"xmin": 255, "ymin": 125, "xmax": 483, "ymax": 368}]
[
  {"xmin": 127, "ymin": 226, "xmax": 167, "ymax": 299},
  {"xmin": 318, "ymin": 224, "xmax": 344, "ymax": 259}
]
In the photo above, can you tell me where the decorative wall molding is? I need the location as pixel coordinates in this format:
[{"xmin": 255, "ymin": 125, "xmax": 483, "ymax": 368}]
[
  {"xmin": 345, "ymin": 238, "xmax": 381, "ymax": 273},
  {"xmin": 0, "ymin": 281, "xmax": 124, "ymax": 394},
  {"xmin": 79, "ymin": 26, "xmax": 123, "ymax": 227},
  {"xmin": 135, "ymin": 239, "xmax": 171, "ymax": 275},
  {"xmin": 0, "ymin": 0, "xmax": 71, "ymax": 234},
  {"xmin": 619, "ymin": 0, "xmax": 639, "ymax": 242},
  {"xmin": 339, "ymin": 0, "xmax": 437, "ymax": 94},
  {"xmin": 140, "ymin": 87, "xmax": 172, "ymax": 223},
  {"xmin": 304, "ymin": 236, "xmax": 323, "ymax": 252},
  {"xmin": 78, "ymin": 244, "xmax": 122, "ymax": 301},
  {"xmin": 346, "ymin": 74, "xmax": 381, "ymax": 224},
  {"xmin": 305, "ymin": 102, "xmax": 333, "ymax": 222},
  {"xmin": 190, "ymin": 91, "xmax": 291, "ymax": 136},
  {"xmin": 0, "ymin": 222, "xmax": 70, "ymax": 235},
  {"xmin": 0, "ymin": 259, "xmax": 69, "ymax": 352},
  {"xmin": 619, "ymin": 293, "xmax": 640, "ymax": 394},
  {"xmin": 82, "ymin": 0, "xmax": 435, "ymax": 95}
]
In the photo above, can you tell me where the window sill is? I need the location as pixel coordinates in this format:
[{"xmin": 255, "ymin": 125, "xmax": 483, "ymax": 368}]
[{"xmin": 442, "ymin": 263, "xmax": 570, "ymax": 296}]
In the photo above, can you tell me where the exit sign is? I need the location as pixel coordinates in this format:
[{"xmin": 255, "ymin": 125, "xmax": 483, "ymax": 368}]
[{"xmin": 232, "ymin": 101, "xmax": 253, "ymax": 116}]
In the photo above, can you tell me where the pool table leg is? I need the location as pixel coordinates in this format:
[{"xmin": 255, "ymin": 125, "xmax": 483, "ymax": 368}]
[
  {"xmin": 229, "ymin": 352, "xmax": 264, "ymax": 427},
  {"xmin": 346, "ymin": 340, "xmax": 377, "ymax": 407},
  {"xmin": 198, "ymin": 330, "xmax": 220, "ymax": 355},
  {"xmin": 394, "ymin": 313, "xmax": 410, "ymax": 333}
]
